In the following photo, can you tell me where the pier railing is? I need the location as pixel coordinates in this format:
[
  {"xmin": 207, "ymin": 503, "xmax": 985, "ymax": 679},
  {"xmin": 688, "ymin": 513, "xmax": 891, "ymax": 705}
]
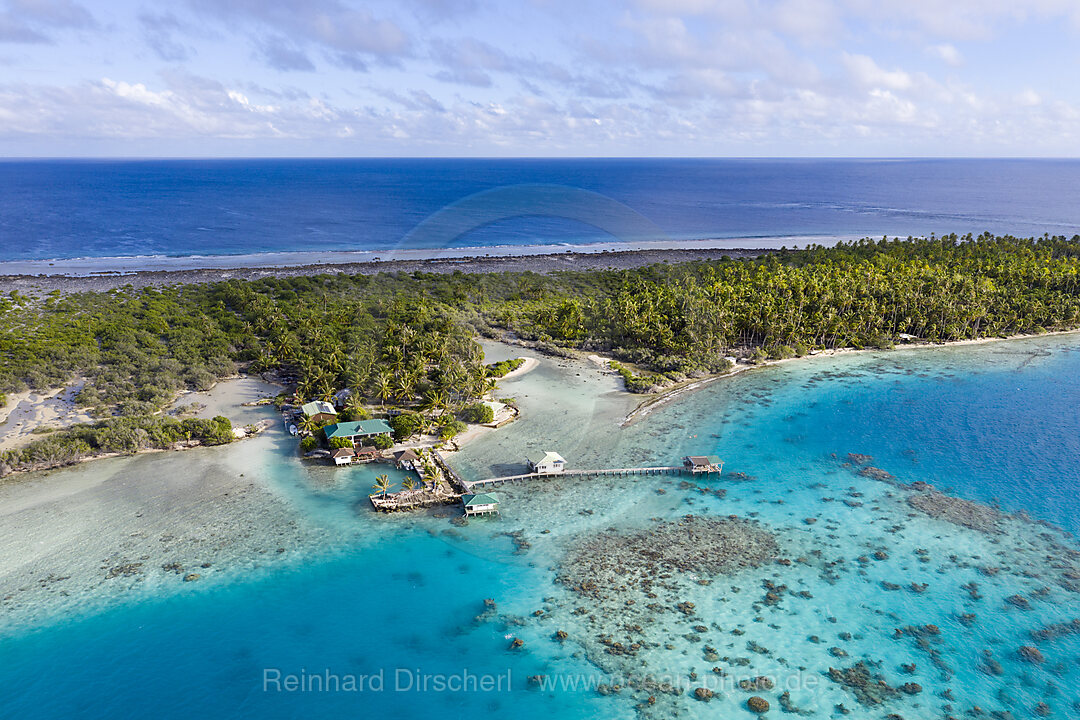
[
  {"xmin": 369, "ymin": 455, "xmax": 722, "ymax": 512},
  {"xmin": 463, "ymin": 465, "xmax": 690, "ymax": 490}
]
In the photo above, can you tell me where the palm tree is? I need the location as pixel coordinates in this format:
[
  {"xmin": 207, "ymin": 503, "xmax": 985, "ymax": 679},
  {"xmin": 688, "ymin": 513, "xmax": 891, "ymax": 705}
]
[
  {"xmin": 373, "ymin": 474, "xmax": 393, "ymax": 498},
  {"xmin": 299, "ymin": 415, "xmax": 322, "ymax": 437},
  {"xmin": 401, "ymin": 477, "xmax": 417, "ymax": 491},
  {"xmin": 375, "ymin": 371, "xmax": 393, "ymax": 407}
]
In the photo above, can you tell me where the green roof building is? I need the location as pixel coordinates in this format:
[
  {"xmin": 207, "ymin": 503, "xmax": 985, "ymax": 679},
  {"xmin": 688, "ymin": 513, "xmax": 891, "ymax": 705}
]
[
  {"xmin": 323, "ymin": 419, "xmax": 394, "ymax": 442},
  {"xmin": 462, "ymin": 492, "xmax": 500, "ymax": 516}
]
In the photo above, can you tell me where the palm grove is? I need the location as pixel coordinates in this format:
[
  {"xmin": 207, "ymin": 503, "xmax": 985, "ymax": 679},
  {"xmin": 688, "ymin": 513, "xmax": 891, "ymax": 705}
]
[{"xmin": 3, "ymin": 234, "xmax": 1080, "ymax": 472}]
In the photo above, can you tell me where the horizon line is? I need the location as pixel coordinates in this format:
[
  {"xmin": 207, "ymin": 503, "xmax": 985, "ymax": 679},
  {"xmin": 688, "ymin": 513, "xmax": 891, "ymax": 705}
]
[{"xmin": 2, "ymin": 155, "xmax": 1080, "ymax": 162}]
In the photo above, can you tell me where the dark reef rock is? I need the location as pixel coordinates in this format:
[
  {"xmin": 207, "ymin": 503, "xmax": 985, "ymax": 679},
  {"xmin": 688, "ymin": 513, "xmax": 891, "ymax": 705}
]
[
  {"xmin": 747, "ymin": 695, "xmax": 770, "ymax": 713},
  {"xmin": 1005, "ymin": 594, "xmax": 1031, "ymax": 610},
  {"xmin": 906, "ymin": 487, "xmax": 1003, "ymax": 534},
  {"xmin": 557, "ymin": 515, "xmax": 780, "ymax": 598},
  {"xmin": 1017, "ymin": 646, "xmax": 1044, "ymax": 663},
  {"xmin": 105, "ymin": 563, "xmax": 143, "ymax": 579},
  {"xmin": 827, "ymin": 661, "xmax": 901, "ymax": 706},
  {"xmin": 1031, "ymin": 618, "xmax": 1080, "ymax": 641},
  {"xmin": 858, "ymin": 466, "xmax": 895, "ymax": 481}
]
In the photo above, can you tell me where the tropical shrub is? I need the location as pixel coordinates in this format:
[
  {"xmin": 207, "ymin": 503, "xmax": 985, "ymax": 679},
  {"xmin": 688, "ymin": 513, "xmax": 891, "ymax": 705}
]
[
  {"xmin": 389, "ymin": 413, "xmax": 423, "ymax": 441},
  {"xmin": 461, "ymin": 402, "xmax": 494, "ymax": 424}
]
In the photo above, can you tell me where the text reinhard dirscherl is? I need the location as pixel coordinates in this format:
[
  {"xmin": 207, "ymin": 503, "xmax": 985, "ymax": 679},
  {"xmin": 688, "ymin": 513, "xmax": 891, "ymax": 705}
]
[{"xmin": 262, "ymin": 668, "xmax": 513, "ymax": 693}]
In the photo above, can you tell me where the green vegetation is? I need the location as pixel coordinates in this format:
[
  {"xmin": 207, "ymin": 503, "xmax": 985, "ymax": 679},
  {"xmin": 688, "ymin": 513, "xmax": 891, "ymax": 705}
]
[
  {"xmin": 485, "ymin": 357, "xmax": 525, "ymax": 378},
  {"xmin": 388, "ymin": 413, "xmax": 423, "ymax": 441},
  {"xmin": 1, "ymin": 415, "xmax": 232, "ymax": 471},
  {"xmin": 608, "ymin": 360, "xmax": 665, "ymax": 393},
  {"xmin": 438, "ymin": 419, "xmax": 467, "ymax": 441},
  {"xmin": 338, "ymin": 406, "xmax": 371, "ymax": 421},
  {"xmin": 373, "ymin": 474, "xmax": 393, "ymax": 497},
  {"xmin": 299, "ymin": 436, "xmax": 318, "ymax": 453},
  {"xmin": 328, "ymin": 436, "xmax": 352, "ymax": 450},
  {"xmin": 3, "ymin": 233, "xmax": 1080, "ymax": 468},
  {"xmin": 461, "ymin": 402, "xmax": 495, "ymax": 424}
]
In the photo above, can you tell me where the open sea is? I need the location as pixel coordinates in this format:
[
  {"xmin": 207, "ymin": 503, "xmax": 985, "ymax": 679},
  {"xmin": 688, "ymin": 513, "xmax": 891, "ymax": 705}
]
[{"xmin": 2, "ymin": 158, "xmax": 1080, "ymax": 263}]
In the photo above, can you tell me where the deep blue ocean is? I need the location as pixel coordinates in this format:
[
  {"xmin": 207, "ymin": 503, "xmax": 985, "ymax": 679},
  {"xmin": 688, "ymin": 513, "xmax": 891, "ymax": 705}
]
[{"xmin": 2, "ymin": 158, "xmax": 1080, "ymax": 262}]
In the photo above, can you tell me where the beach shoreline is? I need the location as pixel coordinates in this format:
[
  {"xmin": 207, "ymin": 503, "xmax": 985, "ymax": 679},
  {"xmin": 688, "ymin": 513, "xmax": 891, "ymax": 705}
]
[
  {"xmin": 0, "ymin": 233, "xmax": 852, "ymax": 279},
  {"xmin": 0, "ymin": 246, "xmax": 770, "ymax": 295},
  {"xmin": 617, "ymin": 327, "xmax": 1080, "ymax": 425}
]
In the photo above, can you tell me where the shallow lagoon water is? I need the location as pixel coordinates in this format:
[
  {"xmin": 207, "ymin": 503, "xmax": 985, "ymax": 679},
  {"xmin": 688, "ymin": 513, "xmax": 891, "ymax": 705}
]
[{"xmin": 2, "ymin": 337, "xmax": 1080, "ymax": 719}]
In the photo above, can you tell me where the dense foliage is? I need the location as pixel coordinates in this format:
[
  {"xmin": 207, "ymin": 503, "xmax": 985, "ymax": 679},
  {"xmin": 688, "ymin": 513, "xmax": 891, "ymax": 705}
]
[
  {"xmin": 3, "ymin": 234, "xmax": 1080, "ymax": 427},
  {"xmin": 1, "ymin": 415, "xmax": 233, "ymax": 470},
  {"xmin": 461, "ymin": 402, "xmax": 495, "ymax": 424}
]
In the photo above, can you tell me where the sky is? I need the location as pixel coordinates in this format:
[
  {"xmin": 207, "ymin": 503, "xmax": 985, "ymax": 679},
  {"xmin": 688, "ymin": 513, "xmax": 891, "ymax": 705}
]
[{"xmin": 0, "ymin": 0, "xmax": 1078, "ymax": 157}]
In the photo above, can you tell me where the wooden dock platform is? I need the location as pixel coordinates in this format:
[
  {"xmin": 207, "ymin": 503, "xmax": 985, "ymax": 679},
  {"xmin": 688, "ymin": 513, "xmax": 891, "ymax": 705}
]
[{"xmin": 463, "ymin": 465, "xmax": 694, "ymax": 491}]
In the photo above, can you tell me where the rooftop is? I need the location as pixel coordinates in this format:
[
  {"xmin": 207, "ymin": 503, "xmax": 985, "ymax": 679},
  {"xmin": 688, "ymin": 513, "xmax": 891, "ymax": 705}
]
[
  {"xmin": 394, "ymin": 448, "xmax": 420, "ymax": 462},
  {"xmin": 528, "ymin": 450, "xmax": 565, "ymax": 465},
  {"xmin": 684, "ymin": 455, "xmax": 723, "ymax": 466},
  {"xmin": 301, "ymin": 400, "xmax": 336, "ymax": 417},
  {"xmin": 324, "ymin": 418, "xmax": 394, "ymax": 439},
  {"xmin": 463, "ymin": 492, "xmax": 500, "ymax": 506}
]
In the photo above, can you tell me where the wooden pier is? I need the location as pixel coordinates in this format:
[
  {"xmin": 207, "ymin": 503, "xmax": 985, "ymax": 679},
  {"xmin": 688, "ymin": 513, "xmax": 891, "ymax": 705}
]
[
  {"xmin": 463, "ymin": 465, "xmax": 694, "ymax": 491},
  {"xmin": 432, "ymin": 449, "xmax": 470, "ymax": 493},
  {"xmin": 368, "ymin": 451, "xmax": 724, "ymax": 512}
]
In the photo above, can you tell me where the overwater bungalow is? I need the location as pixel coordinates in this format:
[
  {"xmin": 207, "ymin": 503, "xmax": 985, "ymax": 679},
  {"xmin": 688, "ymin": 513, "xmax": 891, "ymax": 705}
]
[
  {"xmin": 301, "ymin": 400, "xmax": 338, "ymax": 424},
  {"xmin": 323, "ymin": 419, "xmax": 394, "ymax": 446},
  {"xmin": 354, "ymin": 446, "xmax": 379, "ymax": 462},
  {"xmin": 331, "ymin": 447, "xmax": 355, "ymax": 466},
  {"xmin": 393, "ymin": 448, "xmax": 421, "ymax": 470},
  {"xmin": 682, "ymin": 455, "xmax": 723, "ymax": 474},
  {"xmin": 527, "ymin": 451, "xmax": 566, "ymax": 474},
  {"xmin": 462, "ymin": 492, "xmax": 500, "ymax": 516}
]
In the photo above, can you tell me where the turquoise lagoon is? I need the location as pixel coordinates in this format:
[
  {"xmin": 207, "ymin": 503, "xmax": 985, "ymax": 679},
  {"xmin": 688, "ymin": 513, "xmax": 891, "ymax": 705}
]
[{"xmin": 3, "ymin": 336, "xmax": 1080, "ymax": 719}]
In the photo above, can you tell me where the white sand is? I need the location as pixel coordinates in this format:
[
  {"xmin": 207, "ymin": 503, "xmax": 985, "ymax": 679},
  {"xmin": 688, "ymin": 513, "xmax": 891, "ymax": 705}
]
[
  {"xmin": 496, "ymin": 356, "xmax": 539, "ymax": 381},
  {"xmin": 0, "ymin": 381, "xmax": 94, "ymax": 452}
]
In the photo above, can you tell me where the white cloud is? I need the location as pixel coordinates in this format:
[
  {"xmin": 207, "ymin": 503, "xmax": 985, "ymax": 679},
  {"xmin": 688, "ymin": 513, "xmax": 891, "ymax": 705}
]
[
  {"xmin": 927, "ymin": 43, "xmax": 963, "ymax": 66},
  {"xmin": 1015, "ymin": 89, "xmax": 1042, "ymax": 107},
  {"xmin": 843, "ymin": 53, "xmax": 913, "ymax": 91},
  {"xmin": 2, "ymin": 0, "xmax": 1080, "ymax": 154}
]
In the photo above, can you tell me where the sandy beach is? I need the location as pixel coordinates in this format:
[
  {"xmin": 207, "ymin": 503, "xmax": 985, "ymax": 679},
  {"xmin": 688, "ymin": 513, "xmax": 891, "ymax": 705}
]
[
  {"xmin": 0, "ymin": 382, "xmax": 94, "ymax": 453},
  {"xmin": 617, "ymin": 327, "xmax": 1080, "ymax": 425}
]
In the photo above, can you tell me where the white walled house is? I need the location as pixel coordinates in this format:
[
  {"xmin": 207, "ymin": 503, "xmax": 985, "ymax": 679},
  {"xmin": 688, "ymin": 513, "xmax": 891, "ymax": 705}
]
[{"xmin": 527, "ymin": 451, "xmax": 566, "ymax": 475}]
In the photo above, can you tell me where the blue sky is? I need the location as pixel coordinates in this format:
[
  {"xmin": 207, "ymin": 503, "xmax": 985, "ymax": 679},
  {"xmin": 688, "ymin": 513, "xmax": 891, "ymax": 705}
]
[{"xmin": 1, "ymin": 0, "xmax": 1078, "ymax": 156}]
